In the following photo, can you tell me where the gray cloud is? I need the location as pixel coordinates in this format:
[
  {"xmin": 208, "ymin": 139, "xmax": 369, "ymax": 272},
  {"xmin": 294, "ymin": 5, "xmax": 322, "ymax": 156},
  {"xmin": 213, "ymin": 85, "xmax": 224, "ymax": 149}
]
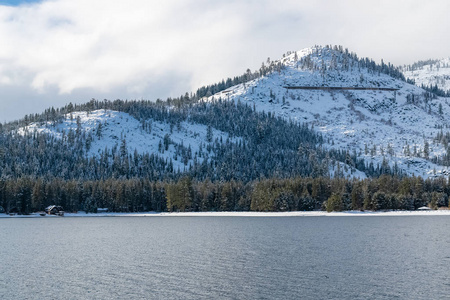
[{"xmin": 0, "ymin": 0, "xmax": 449, "ymax": 121}]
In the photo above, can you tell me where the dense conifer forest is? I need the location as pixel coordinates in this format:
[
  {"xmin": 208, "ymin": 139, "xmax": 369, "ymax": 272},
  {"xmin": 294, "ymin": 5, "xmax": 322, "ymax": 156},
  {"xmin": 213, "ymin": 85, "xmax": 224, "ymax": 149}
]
[{"xmin": 1, "ymin": 175, "xmax": 449, "ymax": 214}]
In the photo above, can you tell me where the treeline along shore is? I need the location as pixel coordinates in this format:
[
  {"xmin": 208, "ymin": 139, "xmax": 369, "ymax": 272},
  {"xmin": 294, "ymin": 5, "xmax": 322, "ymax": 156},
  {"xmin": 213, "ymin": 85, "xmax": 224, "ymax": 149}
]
[{"xmin": 1, "ymin": 175, "xmax": 449, "ymax": 214}]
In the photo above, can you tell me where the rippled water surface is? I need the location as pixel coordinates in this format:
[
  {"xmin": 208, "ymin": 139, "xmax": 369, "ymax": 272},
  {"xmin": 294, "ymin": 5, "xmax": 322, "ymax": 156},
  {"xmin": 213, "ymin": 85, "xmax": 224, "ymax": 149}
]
[{"xmin": 1, "ymin": 216, "xmax": 449, "ymax": 299}]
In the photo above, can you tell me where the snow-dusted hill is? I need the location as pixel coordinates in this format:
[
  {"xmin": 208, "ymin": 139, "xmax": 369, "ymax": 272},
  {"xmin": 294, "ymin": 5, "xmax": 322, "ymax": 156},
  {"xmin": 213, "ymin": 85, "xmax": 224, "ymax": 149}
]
[
  {"xmin": 402, "ymin": 58, "xmax": 450, "ymax": 91},
  {"xmin": 18, "ymin": 109, "xmax": 238, "ymax": 172},
  {"xmin": 13, "ymin": 45, "xmax": 450, "ymax": 180},
  {"xmin": 208, "ymin": 46, "xmax": 450, "ymax": 178}
]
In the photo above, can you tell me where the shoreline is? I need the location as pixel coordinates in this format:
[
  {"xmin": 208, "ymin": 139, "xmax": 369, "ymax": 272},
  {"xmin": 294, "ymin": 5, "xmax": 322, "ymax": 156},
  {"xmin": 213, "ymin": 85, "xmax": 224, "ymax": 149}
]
[{"xmin": 1, "ymin": 210, "xmax": 450, "ymax": 218}]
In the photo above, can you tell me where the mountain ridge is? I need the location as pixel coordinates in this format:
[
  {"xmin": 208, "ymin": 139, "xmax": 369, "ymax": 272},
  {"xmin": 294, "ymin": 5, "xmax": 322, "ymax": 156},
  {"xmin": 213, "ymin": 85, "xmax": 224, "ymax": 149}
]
[{"xmin": 3, "ymin": 45, "xmax": 450, "ymax": 181}]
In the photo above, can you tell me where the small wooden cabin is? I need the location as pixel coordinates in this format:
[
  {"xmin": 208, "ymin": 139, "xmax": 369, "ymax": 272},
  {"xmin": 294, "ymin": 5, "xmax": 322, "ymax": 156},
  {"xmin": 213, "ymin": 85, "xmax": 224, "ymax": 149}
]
[{"xmin": 45, "ymin": 205, "xmax": 65, "ymax": 216}]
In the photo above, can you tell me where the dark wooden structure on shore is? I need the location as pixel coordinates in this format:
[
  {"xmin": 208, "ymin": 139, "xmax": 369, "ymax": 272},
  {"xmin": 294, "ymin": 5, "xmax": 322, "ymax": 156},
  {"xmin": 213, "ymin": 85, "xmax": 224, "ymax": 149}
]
[{"xmin": 45, "ymin": 205, "xmax": 65, "ymax": 216}]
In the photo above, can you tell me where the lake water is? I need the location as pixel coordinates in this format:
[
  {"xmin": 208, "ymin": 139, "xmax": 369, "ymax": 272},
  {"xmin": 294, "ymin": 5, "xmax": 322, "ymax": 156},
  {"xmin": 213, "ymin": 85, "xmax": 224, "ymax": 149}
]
[{"xmin": 1, "ymin": 216, "xmax": 449, "ymax": 299}]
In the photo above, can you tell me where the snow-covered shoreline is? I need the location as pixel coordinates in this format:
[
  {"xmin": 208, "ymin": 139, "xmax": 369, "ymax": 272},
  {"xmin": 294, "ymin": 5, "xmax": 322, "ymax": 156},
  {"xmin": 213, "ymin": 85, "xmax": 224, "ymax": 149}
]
[{"xmin": 1, "ymin": 210, "xmax": 450, "ymax": 218}]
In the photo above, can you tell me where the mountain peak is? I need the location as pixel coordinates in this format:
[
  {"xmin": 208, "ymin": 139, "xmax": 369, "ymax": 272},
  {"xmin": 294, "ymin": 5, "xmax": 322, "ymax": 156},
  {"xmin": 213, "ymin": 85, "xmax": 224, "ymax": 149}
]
[{"xmin": 207, "ymin": 46, "xmax": 449, "ymax": 178}]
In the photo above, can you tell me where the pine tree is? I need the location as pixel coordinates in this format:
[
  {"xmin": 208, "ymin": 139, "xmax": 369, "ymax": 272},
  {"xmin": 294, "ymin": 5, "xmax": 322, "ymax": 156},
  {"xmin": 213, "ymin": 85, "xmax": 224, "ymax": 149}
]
[
  {"xmin": 424, "ymin": 141, "xmax": 430, "ymax": 159},
  {"xmin": 206, "ymin": 125, "xmax": 213, "ymax": 143}
]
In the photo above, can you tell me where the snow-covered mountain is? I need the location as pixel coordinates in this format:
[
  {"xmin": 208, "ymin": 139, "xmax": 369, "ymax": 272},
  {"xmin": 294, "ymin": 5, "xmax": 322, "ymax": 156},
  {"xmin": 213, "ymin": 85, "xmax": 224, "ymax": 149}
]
[
  {"xmin": 10, "ymin": 45, "xmax": 450, "ymax": 180},
  {"xmin": 208, "ymin": 46, "xmax": 450, "ymax": 178},
  {"xmin": 402, "ymin": 58, "xmax": 450, "ymax": 92}
]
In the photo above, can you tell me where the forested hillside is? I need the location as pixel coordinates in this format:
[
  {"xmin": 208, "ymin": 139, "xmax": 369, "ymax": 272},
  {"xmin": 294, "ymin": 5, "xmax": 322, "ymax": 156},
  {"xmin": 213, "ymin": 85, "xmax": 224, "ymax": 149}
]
[
  {"xmin": 208, "ymin": 45, "xmax": 450, "ymax": 178},
  {"xmin": 1, "ymin": 45, "xmax": 450, "ymax": 213},
  {"xmin": 1, "ymin": 99, "xmax": 332, "ymax": 181}
]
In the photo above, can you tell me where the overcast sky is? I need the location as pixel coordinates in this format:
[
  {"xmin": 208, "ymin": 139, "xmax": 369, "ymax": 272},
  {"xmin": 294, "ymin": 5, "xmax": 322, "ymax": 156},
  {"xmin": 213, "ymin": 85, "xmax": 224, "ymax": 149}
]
[{"xmin": 0, "ymin": 0, "xmax": 449, "ymax": 122}]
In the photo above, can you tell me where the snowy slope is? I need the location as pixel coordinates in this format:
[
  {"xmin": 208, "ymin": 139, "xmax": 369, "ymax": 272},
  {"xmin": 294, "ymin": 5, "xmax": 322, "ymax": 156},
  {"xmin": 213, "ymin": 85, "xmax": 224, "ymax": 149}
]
[
  {"xmin": 18, "ymin": 109, "xmax": 238, "ymax": 171},
  {"xmin": 208, "ymin": 46, "xmax": 450, "ymax": 178},
  {"xmin": 16, "ymin": 46, "xmax": 450, "ymax": 179},
  {"xmin": 402, "ymin": 58, "xmax": 450, "ymax": 91}
]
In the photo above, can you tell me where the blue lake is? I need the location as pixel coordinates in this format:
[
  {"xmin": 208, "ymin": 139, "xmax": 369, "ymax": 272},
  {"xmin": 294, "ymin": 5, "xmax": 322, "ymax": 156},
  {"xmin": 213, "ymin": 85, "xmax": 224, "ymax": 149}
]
[{"xmin": 1, "ymin": 216, "xmax": 449, "ymax": 299}]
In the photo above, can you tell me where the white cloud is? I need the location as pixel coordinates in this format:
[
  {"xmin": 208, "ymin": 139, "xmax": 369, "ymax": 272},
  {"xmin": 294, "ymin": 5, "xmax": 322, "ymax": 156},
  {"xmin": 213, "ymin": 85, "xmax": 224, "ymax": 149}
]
[{"xmin": 0, "ymin": 0, "xmax": 449, "ymax": 121}]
